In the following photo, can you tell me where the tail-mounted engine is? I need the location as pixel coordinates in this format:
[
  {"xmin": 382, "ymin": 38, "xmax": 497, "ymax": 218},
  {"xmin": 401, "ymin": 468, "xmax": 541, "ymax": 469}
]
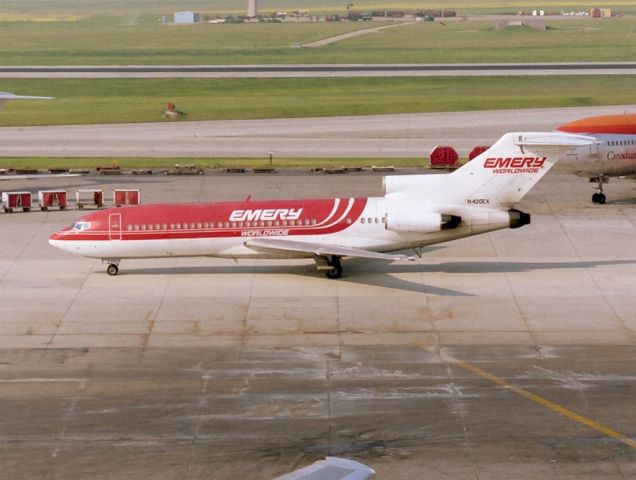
[
  {"xmin": 508, "ymin": 209, "xmax": 531, "ymax": 229},
  {"xmin": 385, "ymin": 212, "xmax": 462, "ymax": 233}
]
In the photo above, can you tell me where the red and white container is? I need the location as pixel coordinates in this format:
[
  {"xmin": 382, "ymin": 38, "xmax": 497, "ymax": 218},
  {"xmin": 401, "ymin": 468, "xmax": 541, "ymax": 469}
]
[
  {"xmin": 38, "ymin": 190, "xmax": 67, "ymax": 211},
  {"xmin": 113, "ymin": 189, "xmax": 141, "ymax": 207},
  {"xmin": 76, "ymin": 189, "xmax": 104, "ymax": 209},
  {"xmin": 2, "ymin": 191, "xmax": 32, "ymax": 213}
]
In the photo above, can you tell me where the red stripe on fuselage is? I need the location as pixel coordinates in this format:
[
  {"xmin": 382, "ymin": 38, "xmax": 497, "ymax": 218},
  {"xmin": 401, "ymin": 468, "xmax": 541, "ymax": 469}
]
[{"xmin": 51, "ymin": 198, "xmax": 367, "ymax": 242}]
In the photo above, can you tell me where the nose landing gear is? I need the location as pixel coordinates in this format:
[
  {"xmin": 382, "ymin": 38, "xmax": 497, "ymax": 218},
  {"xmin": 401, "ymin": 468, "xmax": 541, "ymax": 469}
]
[{"xmin": 103, "ymin": 259, "xmax": 121, "ymax": 276}]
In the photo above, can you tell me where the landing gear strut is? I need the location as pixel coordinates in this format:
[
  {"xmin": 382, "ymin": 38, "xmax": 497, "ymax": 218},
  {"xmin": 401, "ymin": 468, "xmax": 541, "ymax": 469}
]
[{"xmin": 325, "ymin": 256, "xmax": 342, "ymax": 279}]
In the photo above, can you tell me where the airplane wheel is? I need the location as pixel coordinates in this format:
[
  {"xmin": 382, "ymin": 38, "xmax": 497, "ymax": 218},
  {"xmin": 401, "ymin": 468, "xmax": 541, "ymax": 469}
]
[
  {"xmin": 592, "ymin": 193, "xmax": 599, "ymax": 203},
  {"xmin": 106, "ymin": 264, "xmax": 119, "ymax": 276},
  {"xmin": 598, "ymin": 193, "xmax": 606, "ymax": 205},
  {"xmin": 325, "ymin": 257, "xmax": 342, "ymax": 279},
  {"xmin": 326, "ymin": 264, "xmax": 342, "ymax": 279}
]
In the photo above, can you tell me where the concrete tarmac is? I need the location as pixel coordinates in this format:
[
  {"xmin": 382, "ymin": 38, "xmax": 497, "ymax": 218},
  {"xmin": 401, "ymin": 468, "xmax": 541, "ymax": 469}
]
[
  {"xmin": 0, "ymin": 171, "xmax": 635, "ymax": 479},
  {"xmin": 1, "ymin": 105, "xmax": 634, "ymax": 158}
]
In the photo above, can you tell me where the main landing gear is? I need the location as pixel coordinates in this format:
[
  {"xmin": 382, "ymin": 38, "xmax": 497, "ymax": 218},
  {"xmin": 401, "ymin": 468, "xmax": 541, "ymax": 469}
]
[
  {"xmin": 325, "ymin": 256, "xmax": 343, "ymax": 280},
  {"xmin": 590, "ymin": 176, "xmax": 608, "ymax": 205},
  {"xmin": 314, "ymin": 255, "xmax": 343, "ymax": 279},
  {"xmin": 103, "ymin": 259, "xmax": 120, "ymax": 276}
]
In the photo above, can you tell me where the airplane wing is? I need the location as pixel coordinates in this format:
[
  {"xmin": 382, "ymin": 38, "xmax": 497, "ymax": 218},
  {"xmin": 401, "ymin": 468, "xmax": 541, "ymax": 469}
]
[
  {"xmin": 244, "ymin": 238, "xmax": 413, "ymax": 261},
  {"xmin": 273, "ymin": 457, "xmax": 375, "ymax": 480},
  {"xmin": 0, "ymin": 92, "xmax": 55, "ymax": 110}
]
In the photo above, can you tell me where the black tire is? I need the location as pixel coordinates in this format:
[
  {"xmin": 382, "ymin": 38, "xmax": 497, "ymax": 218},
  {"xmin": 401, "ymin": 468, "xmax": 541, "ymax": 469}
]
[
  {"xmin": 592, "ymin": 193, "xmax": 600, "ymax": 203},
  {"xmin": 325, "ymin": 264, "xmax": 342, "ymax": 279},
  {"xmin": 598, "ymin": 193, "xmax": 606, "ymax": 205},
  {"xmin": 325, "ymin": 257, "xmax": 342, "ymax": 279},
  {"xmin": 107, "ymin": 264, "xmax": 119, "ymax": 276}
]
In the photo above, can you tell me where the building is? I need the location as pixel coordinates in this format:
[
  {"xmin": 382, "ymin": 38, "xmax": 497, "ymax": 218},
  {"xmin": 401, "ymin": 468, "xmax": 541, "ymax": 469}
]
[
  {"xmin": 248, "ymin": 0, "xmax": 258, "ymax": 18},
  {"xmin": 174, "ymin": 11, "xmax": 199, "ymax": 24}
]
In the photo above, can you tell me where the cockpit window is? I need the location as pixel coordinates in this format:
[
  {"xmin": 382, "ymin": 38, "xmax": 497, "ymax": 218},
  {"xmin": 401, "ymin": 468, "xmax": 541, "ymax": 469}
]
[{"xmin": 72, "ymin": 221, "xmax": 91, "ymax": 231}]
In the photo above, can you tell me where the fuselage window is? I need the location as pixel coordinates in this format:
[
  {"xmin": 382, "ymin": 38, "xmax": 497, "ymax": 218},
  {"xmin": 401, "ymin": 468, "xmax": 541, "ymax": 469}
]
[
  {"xmin": 311, "ymin": 219, "xmax": 317, "ymax": 225},
  {"xmin": 127, "ymin": 225, "xmax": 132, "ymax": 231},
  {"xmin": 346, "ymin": 218, "xmax": 352, "ymax": 224},
  {"xmin": 133, "ymin": 224, "xmax": 139, "ymax": 231},
  {"xmin": 176, "ymin": 223, "xmax": 181, "ymax": 229},
  {"xmin": 259, "ymin": 221, "xmax": 265, "ymax": 227},
  {"xmin": 147, "ymin": 224, "xmax": 153, "ymax": 230},
  {"xmin": 361, "ymin": 218, "xmax": 366, "ymax": 224},
  {"xmin": 246, "ymin": 221, "xmax": 252, "ymax": 227},
  {"xmin": 304, "ymin": 219, "xmax": 310, "ymax": 226},
  {"xmin": 197, "ymin": 223, "xmax": 202, "ymax": 229},
  {"xmin": 189, "ymin": 223, "xmax": 194, "ymax": 229},
  {"xmin": 162, "ymin": 224, "xmax": 167, "ymax": 230},
  {"xmin": 239, "ymin": 222, "xmax": 244, "ymax": 228},
  {"xmin": 224, "ymin": 222, "xmax": 229, "ymax": 228}
]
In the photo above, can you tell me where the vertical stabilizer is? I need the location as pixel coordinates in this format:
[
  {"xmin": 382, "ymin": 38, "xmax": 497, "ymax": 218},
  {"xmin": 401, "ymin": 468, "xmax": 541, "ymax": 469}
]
[
  {"xmin": 446, "ymin": 132, "xmax": 595, "ymax": 208},
  {"xmin": 383, "ymin": 132, "xmax": 595, "ymax": 207}
]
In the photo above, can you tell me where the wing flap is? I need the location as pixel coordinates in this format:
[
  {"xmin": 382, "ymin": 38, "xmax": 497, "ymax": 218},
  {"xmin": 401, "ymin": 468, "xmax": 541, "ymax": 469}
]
[{"xmin": 244, "ymin": 238, "xmax": 411, "ymax": 261}]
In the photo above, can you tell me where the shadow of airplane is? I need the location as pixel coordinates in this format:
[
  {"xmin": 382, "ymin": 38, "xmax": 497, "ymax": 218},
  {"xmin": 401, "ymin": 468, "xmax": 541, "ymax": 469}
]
[{"xmin": 117, "ymin": 257, "xmax": 636, "ymax": 297}]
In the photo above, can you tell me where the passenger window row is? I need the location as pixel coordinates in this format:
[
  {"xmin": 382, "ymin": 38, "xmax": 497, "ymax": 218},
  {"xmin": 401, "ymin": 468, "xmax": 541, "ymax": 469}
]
[
  {"xmin": 608, "ymin": 140, "xmax": 636, "ymax": 146},
  {"xmin": 360, "ymin": 217, "xmax": 386, "ymax": 224},
  {"xmin": 125, "ymin": 218, "xmax": 332, "ymax": 231}
]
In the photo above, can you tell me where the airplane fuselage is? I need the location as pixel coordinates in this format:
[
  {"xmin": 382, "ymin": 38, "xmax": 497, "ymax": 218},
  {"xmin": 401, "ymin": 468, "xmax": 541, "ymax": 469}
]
[
  {"xmin": 49, "ymin": 196, "xmax": 514, "ymax": 261},
  {"xmin": 558, "ymin": 133, "xmax": 636, "ymax": 177}
]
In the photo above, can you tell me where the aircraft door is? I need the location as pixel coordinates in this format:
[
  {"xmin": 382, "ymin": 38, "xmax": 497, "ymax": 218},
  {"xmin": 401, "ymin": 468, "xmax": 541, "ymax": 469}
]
[{"xmin": 109, "ymin": 213, "xmax": 122, "ymax": 240}]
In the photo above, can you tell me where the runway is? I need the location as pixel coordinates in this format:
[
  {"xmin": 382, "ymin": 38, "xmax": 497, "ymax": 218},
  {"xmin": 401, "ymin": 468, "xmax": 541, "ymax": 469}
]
[
  {"xmin": 1, "ymin": 105, "xmax": 635, "ymax": 158},
  {"xmin": 1, "ymin": 63, "xmax": 636, "ymax": 78},
  {"xmin": 0, "ymin": 171, "xmax": 634, "ymax": 479}
]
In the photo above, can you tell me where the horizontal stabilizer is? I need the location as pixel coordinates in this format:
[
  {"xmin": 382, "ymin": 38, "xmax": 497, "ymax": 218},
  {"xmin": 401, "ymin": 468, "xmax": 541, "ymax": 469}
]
[
  {"xmin": 274, "ymin": 457, "xmax": 375, "ymax": 480},
  {"xmin": 514, "ymin": 132, "xmax": 596, "ymax": 155},
  {"xmin": 245, "ymin": 238, "xmax": 413, "ymax": 261}
]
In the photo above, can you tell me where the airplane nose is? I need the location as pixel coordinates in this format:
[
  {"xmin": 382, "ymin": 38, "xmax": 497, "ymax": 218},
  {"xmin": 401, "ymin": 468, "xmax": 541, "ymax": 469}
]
[{"xmin": 49, "ymin": 230, "xmax": 70, "ymax": 250}]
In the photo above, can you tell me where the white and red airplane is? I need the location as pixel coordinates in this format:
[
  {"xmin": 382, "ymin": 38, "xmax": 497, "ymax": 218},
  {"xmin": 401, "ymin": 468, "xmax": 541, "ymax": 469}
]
[
  {"xmin": 556, "ymin": 113, "xmax": 636, "ymax": 204},
  {"xmin": 49, "ymin": 131, "xmax": 592, "ymax": 278}
]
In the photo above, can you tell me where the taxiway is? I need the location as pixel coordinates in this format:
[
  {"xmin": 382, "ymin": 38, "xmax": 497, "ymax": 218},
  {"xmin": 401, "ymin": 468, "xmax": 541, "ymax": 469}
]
[{"xmin": 0, "ymin": 171, "xmax": 634, "ymax": 479}]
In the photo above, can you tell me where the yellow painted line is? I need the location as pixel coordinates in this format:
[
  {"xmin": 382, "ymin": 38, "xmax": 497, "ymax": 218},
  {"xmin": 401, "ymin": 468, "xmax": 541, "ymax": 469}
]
[{"xmin": 456, "ymin": 361, "xmax": 636, "ymax": 450}]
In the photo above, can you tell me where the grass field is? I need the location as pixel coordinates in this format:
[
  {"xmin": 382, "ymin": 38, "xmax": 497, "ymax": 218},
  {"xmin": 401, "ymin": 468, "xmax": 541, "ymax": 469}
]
[
  {"xmin": 1, "ymin": 76, "xmax": 635, "ymax": 127},
  {"xmin": 1, "ymin": 14, "xmax": 636, "ymax": 65}
]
